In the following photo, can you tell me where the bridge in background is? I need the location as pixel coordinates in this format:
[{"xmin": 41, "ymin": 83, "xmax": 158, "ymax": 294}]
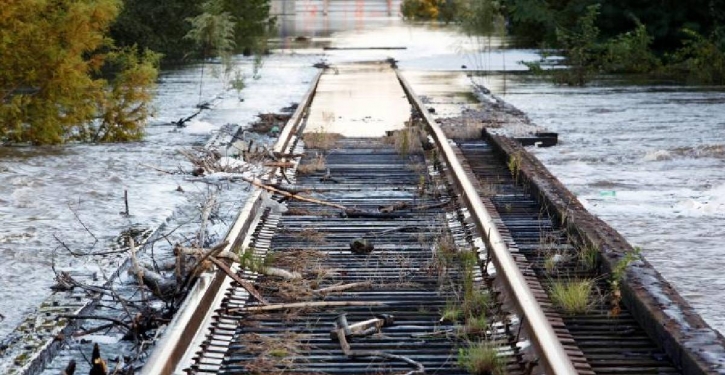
[{"xmin": 271, "ymin": 0, "xmax": 402, "ymax": 16}]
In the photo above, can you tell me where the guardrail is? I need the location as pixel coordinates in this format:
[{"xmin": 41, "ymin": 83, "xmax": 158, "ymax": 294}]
[
  {"xmin": 395, "ymin": 70, "xmax": 578, "ymax": 375},
  {"xmin": 140, "ymin": 70, "xmax": 323, "ymax": 375}
]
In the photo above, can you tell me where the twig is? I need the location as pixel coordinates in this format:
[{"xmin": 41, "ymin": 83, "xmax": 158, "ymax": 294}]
[
  {"xmin": 60, "ymin": 315, "xmax": 132, "ymax": 331},
  {"xmin": 72, "ymin": 323, "xmax": 116, "ymax": 337},
  {"xmin": 67, "ymin": 203, "xmax": 98, "ymax": 242},
  {"xmin": 53, "ymin": 234, "xmax": 128, "ymax": 257},
  {"xmin": 230, "ymin": 301, "xmax": 386, "ymax": 313}
]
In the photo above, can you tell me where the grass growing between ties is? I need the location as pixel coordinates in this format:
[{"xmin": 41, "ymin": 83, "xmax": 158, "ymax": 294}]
[
  {"xmin": 578, "ymin": 243, "xmax": 599, "ymax": 271},
  {"xmin": 242, "ymin": 332, "xmax": 309, "ymax": 375},
  {"xmin": 296, "ymin": 153, "xmax": 326, "ymax": 175},
  {"xmin": 385, "ymin": 121, "xmax": 425, "ymax": 156},
  {"xmin": 458, "ymin": 342, "xmax": 507, "ymax": 375},
  {"xmin": 549, "ymin": 278, "xmax": 595, "ymax": 315},
  {"xmin": 238, "ymin": 247, "xmax": 273, "ymax": 274},
  {"xmin": 302, "ymin": 129, "xmax": 341, "ymax": 151}
]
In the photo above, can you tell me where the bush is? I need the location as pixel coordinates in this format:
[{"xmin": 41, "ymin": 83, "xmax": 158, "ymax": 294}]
[
  {"xmin": 665, "ymin": 29, "xmax": 725, "ymax": 84},
  {"xmin": 602, "ymin": 22, "xmax": 661, "ymax": 73}
]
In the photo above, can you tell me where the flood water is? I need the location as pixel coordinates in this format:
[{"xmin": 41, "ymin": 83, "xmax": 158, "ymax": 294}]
[
  {"xmin": 487, "ymin": 76, "xmax": 725, "ymax": 333},
  {"xmin": 2, "ymin": 0, "xmax": 725, "ymax": 357}
]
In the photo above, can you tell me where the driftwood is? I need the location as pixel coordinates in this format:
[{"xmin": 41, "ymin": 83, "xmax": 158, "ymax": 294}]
[{"xmin": 230, "ymin": 301, "xmax": 386, "ymax": 313}]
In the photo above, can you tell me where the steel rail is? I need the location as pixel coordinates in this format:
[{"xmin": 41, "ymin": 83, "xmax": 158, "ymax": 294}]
[
  {"xmin": 395, "ymin": 70, "xmax": 578, "ymax": 375},
  {"xmin": 140, "ymin": 70, "xmax": 323, "ymax": 375}
]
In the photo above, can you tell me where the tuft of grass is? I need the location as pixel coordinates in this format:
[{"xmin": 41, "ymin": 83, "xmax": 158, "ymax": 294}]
[
  {"xmin": 507, "ymin": 153, "xmax": 521, "ymax": 182},
  {"xmin": 578, "ymin": 243, "xmax": 599, "ymax": 270},
  {"xmin": 296, "ymin": 228, "xmax": 327, "ymax": 244},
  {"xmin": 458, "ymin": 342, "xmax": 506, "ymax": 375},
  {"xmin": 297, "ymin": 153, "xmax": 326, "ymax": 175},
  {"xmin": 549, "ymin": 278, "xmax": 595, "ymax": 314},
  {"xmin": 461, "ymin": 314, "xmax": 489, "ymax": 337},
  {"xmin": 385, "ymin": 124, "xmax": 424, "ymax": 156},
  {"xmin": 544, "ymin": 254, "xmax": 559, "ymax": 274},
  {"xmin": 238, "ymin": 247, "xmax": 272, "ymax": 273},
  {"xmin": 441, "ymin": 301, "xmax": 463, "ymax": 323},
  {"xmin": 303, "ymin": 129, "xmax": 340, "ymax": 150}
]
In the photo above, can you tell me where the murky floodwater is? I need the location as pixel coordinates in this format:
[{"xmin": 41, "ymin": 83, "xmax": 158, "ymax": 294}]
[
  {"xmin": 2, "ymin": 4, "xmax": 724, "ymax": 363},
  {"xmin": 486, "ymin": 76, "xmax": 725, "ymax": 333}
]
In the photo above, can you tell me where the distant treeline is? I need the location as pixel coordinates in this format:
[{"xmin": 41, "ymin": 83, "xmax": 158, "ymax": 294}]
[
  {"xmin": 401, "ymin": 0, "xmax": 725, "ymax": 84},
  {"xmin": 111, "ymin": 0, "xmax": 273, "ymax": 63}
]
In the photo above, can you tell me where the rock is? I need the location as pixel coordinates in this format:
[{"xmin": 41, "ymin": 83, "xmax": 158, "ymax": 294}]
[{"xmin": 350, "ymin": 238, "xmax": 373, "ymax": 254}]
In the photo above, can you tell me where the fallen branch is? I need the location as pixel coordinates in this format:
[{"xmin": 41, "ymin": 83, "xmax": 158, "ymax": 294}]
[
  {"xmin": 314, "ymin": 281, "xmax": 372, "ymax": 294},
  {"xmin": 230, "ymin": 300, "xmax": 385, "ymax": 313},
  {"xmin": 208, "ymin": 257, "xmax": 268, "ymax": 305},
  {"xmin": 342, "ymin": 209, "xmax": 409, "ymax": 219},
  {"xmin": 263, "ymin": 266, "xmax": 302, "ymax": 280},
  {"xmin": 241, "ymin": 175, "xmax": 347, "ymax": 210},
  {"xmin": 59, "ymin": 314, "xmax": 132, "ymax": 332},
  {"xmin": 333, "ymin": 314, "xmax": 425, "ymax": 375}
]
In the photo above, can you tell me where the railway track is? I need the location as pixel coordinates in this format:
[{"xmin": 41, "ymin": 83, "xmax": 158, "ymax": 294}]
[
  {"xmin": 14, "ymin": 62, "xmax": 718, "ymax": 375},
  {"xmin": 139, "ymin": 64, "xmax": 696, "ymax": 375}
]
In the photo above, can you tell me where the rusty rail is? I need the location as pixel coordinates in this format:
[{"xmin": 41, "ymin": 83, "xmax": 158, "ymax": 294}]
[{"xmin": 395, "ymin": 70, "xmax": 578, "ymax": 375}]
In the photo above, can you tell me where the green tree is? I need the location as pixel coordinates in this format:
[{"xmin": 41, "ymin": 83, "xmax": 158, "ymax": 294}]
[
  {"xmin": 110, "ymin": 0, "xmax": 201, "ymax": 62},
  {"xmin": 0, "ymin": 0, "xmax": 159, "ymax": 145},
  {"xmin": 553, "ymin": 4, "xmax": 601, "ymax": 85},
  {"xmin": 185, "ymin": 0, "xmax": 236, "ymax": 102},
  {"xmin": 219, "ymin": 0, "xmax": 274, "ymax": 55}
]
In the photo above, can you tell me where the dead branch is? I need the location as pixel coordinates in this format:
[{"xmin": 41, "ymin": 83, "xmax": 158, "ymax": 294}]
[
  {"xmin": 181, "ymin": 241, "xmax": 228, "ymax": 291},
  {"xmin": 342, "ymin": 209, "xmax": 409, "ymax": 219},
  {"xmin": 198, "ymin": 193, "xmax": 217, "ymax": 247},
  {"xmin": 263, "ymin": 267, "xmax": 302, "ymax": 280},
  {"xmin": 314, "ymin": 281, "xmax": 372, "ymax": 294},
  {"xmin": 230, "ymin": 301, "xmax": 386, "ymax": 313},
  {"xmin": 239, "ymin": 175, "xmax": 347, "ymax": 210},
  {"xmin": 332, "ymin": 314, "xmax": 425, "ymax": 375},
  {"xmin": 67, "ymin": 203, "xmax": 98, "ymax": 242},
  {"xmin": 208, "ymin": 257, "xmax": 268, "ymax": 305},
  {"xmin": 60, "ymin": 315, "xmax": 132, "ymax": 332},
  {"xmin": 53, "ymin": 234, "xmax": 130, "ymax": 257}
]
